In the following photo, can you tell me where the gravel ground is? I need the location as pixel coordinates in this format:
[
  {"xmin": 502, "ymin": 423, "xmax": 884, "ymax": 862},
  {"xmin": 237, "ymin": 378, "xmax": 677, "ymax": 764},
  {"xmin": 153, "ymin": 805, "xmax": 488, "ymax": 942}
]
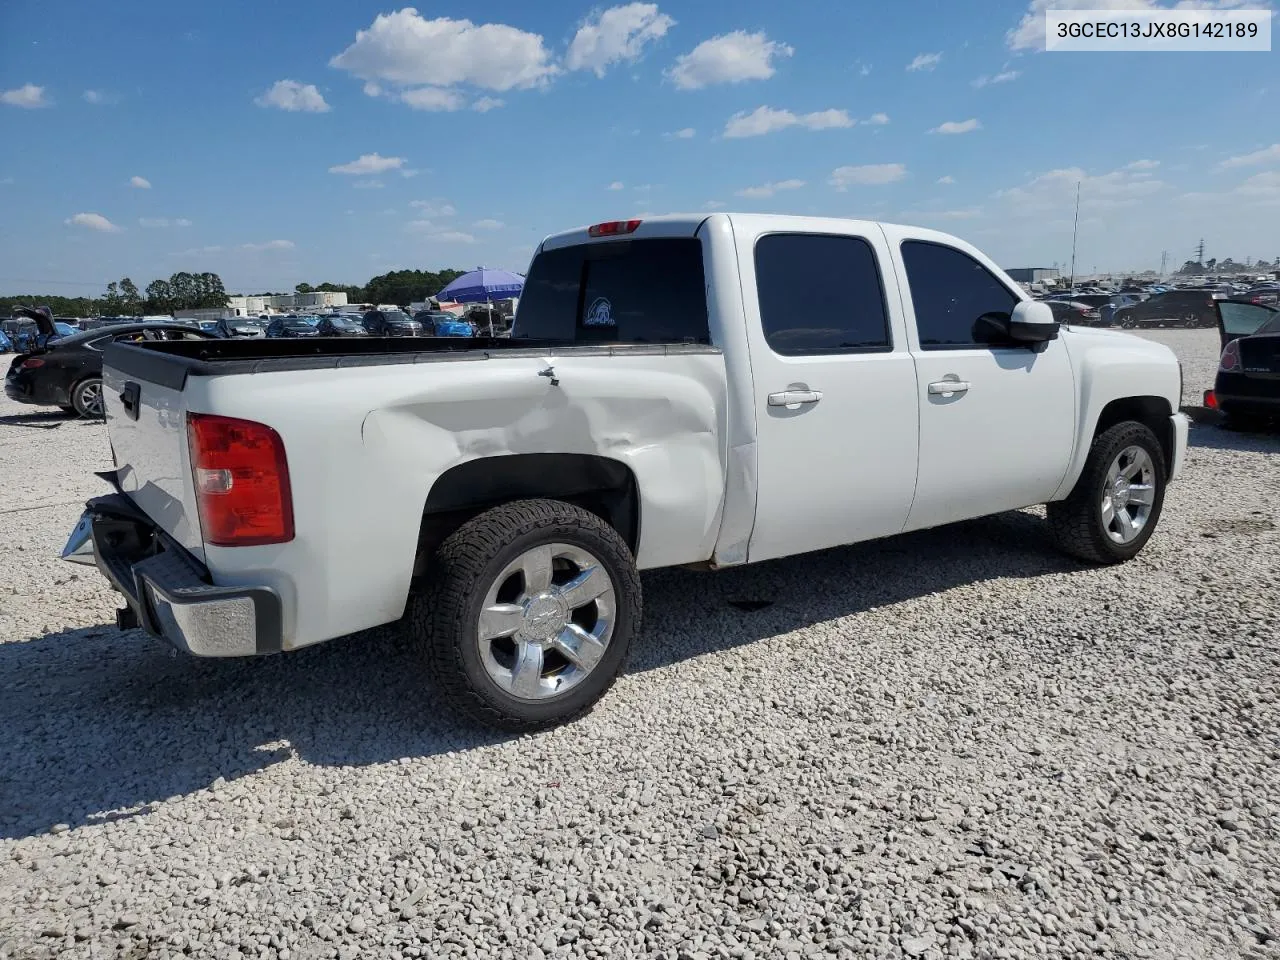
[{"xmin": 1, "ymin": 329, "xmax": 1277, "ymax": 960}]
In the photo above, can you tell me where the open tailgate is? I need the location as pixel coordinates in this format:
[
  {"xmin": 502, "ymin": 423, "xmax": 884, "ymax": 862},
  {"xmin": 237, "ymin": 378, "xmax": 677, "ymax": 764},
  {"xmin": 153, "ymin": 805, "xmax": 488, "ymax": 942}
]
[{"xmin": 101, "ymin": 342, "xmax": 206, "ymax": 562}]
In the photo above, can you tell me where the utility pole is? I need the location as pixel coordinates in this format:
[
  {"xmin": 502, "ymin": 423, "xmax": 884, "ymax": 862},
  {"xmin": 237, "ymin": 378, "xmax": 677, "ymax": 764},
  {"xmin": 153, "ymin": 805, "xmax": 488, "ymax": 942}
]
[
  {"xmin": 1196, "ymin": 238, "xmax": 1206, "ymax": 266},
  {"xmin": 1160, "ymin": 250, "xmax": 1169, "ymax": 276},
  {"xmin": 1068, "ymin": 182, "xmax": 1081, "ymax": 288}
]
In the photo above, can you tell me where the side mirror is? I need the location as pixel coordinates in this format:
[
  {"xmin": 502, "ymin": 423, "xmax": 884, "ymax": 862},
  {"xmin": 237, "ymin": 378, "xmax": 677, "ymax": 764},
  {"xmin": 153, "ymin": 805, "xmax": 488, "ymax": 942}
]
[{"xmin": 1009, "ymin": 300, "xmax": 1059, "ymax": 342}]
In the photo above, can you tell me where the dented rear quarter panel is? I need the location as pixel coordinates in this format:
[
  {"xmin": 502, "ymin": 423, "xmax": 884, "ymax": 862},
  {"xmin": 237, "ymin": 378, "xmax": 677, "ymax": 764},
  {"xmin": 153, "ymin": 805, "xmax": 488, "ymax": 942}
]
[{"xmin": 185, "ymin": 349, "xmax": 729, "ymax": 649}]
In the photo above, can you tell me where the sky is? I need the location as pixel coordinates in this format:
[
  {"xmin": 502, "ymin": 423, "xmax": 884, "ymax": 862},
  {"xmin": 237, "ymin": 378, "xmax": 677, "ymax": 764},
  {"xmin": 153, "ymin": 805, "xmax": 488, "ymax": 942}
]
[{"xmin": 1, "ymin": 0, "xmax": 1277, "ymax": 297}]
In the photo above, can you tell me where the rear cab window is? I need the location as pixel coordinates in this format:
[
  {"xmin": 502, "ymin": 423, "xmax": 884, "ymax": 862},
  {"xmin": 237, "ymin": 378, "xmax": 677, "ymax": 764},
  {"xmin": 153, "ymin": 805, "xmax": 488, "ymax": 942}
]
[{"xmin": 514, "ymin": 238, "xmax": 709, "ymax": 344}]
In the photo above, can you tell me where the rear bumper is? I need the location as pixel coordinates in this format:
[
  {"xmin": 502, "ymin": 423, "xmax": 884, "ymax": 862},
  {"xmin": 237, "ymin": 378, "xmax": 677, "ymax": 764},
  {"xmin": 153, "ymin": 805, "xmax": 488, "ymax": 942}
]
[
  {"xmin": 5, "ymin": 375, "xmax": 69, "ymax": 407},
  {"xmin": 1216, "ymin": 394, "xmax": 1280, "ymax": 417},
  {"xmin": 65, "ymin": 493, "xmax": 283, "ymax": 657}
]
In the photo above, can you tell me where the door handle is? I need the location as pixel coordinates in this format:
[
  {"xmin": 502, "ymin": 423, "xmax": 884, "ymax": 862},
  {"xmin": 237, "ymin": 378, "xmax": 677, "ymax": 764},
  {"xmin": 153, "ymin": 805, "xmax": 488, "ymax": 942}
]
[
  {"xmin": 927, "ymin": 380, "xmax": 970, "ymax": 396},
  {"xmin": 768, "ymin": 389, "xmax": 823, "ymax": 407}
]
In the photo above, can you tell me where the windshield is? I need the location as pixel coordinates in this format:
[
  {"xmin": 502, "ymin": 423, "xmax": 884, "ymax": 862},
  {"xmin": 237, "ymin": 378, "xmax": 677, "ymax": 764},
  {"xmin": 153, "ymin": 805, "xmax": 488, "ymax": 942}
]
[{"xmin": 382, "ymin": 311, "xmax": 412, "ymax": 324}]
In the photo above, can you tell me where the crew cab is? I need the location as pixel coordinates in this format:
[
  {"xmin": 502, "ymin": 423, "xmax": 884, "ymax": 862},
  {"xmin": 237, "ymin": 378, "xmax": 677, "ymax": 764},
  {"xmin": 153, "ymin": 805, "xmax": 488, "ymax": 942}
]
[{"xmin": 63, "ymin": 215, "xmax": 1189, "ymax": 729}]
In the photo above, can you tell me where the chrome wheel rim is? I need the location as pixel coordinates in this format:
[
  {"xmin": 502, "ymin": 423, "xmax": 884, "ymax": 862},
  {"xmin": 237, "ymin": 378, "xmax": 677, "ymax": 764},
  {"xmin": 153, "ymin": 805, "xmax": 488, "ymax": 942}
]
[
  {"xmin": 78, "ymin": 380, "xmax": 104, "ymax": 417},
  {"xmin": 1102, "ymin": 445, "xmax": 1156, "ymax": 544},
  {"xmin": 477, "ymin": 543, "xmax": 616, "ymax": 701}
]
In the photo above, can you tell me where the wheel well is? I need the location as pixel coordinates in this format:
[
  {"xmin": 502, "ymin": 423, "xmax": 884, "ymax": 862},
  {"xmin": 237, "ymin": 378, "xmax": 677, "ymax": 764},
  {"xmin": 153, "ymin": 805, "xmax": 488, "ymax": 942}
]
[
  {"xmin": 1093, "ymin": 396, "xmax": 1174, "ymax": 472},
  {"xmin": 412, "ymin": 454, "xmax": 640, "ymax": 578}
]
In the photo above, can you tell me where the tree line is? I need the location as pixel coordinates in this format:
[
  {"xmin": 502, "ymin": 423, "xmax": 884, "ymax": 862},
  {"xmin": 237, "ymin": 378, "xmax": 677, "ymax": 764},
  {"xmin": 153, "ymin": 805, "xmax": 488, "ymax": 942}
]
[
  {"xmin": 3, "ymin": 266, "xmax": 483, "ymax": 319},
  {"xmin": 1177, "ymin": 257, "xmax": 1279, "ymax": 276}
]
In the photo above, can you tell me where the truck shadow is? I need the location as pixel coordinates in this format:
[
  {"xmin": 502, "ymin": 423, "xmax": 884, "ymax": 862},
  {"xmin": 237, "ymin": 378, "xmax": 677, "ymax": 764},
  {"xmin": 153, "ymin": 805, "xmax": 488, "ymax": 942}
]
[{"xmin": 0, "ymin": 509, "xmax": 1071, "ymax": 840}]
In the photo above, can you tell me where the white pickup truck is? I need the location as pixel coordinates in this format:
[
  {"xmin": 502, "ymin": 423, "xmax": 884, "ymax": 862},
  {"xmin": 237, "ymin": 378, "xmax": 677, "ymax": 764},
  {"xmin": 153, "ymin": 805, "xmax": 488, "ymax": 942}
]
[{"xmin": 63, "ymin": 214, "xmax": 1188, "ymax": 729}]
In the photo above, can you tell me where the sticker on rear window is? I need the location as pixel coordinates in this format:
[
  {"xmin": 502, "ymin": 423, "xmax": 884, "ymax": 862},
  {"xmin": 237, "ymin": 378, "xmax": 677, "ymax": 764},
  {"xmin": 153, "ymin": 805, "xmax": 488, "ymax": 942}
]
[{"xmin": 584, "ymin": 297, "xmax": 615, "ymax": 327}]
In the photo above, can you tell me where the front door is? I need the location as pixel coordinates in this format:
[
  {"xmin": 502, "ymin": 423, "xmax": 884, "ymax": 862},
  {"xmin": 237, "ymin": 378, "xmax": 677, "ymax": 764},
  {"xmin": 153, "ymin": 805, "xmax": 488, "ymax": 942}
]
[
  {"xmin": 738, "ymin": 221, "xmax": 920, "ymax": 563},
  {"xmin": 884, "ymin": 233, "xmax": 1077, "ymax": 533}
]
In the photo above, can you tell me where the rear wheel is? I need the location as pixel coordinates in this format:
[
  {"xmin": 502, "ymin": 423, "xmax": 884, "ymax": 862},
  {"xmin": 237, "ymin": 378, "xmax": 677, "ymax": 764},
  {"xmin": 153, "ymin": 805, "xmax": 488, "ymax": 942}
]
[
  {"xmin": 71, "ymin": 377, "xmax": 105, "ymax": 418},
  {"xmin": 1117, "ymin": 311, "xmax": 1138, "ymax": 329},
  {"xmin": 408, "ymin": 499, "xmax": 642, "ymax": 730},
  {"xmin": 1047, "ymin": 421, "xmax": 1167, "ymax": 564}
]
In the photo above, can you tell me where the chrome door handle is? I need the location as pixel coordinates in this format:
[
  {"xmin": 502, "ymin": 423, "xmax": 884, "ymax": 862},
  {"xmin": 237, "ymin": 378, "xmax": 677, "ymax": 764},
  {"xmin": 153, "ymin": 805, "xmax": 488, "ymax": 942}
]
[
  {"xmin": 927, "ymin": 380, "xmax": 970, "ymax": 396},
  {"xmin": 768, "ymin": 389, "xmax": 823, "ymax": 406}
]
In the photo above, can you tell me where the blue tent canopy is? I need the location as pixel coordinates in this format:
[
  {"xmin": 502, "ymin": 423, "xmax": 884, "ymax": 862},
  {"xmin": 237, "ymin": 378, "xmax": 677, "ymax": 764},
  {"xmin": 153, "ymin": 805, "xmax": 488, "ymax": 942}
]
[{"xmin": 438, "ymin": 267, "xmax": 524, "ymax": 304}]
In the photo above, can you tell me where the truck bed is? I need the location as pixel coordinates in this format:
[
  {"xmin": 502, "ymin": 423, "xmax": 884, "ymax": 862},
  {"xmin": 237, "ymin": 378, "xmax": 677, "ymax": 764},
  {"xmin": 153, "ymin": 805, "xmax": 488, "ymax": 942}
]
[{"xmin": 104, "ymin": 337, "xmax": 718, "ymax": 389}]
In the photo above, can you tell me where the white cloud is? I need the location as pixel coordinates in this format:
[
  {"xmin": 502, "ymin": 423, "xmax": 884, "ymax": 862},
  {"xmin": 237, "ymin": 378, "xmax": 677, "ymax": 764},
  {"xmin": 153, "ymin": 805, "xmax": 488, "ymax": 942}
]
[
  {"xmin": 1125, "ymin": 159, "xmax": 1161, "ymax": 171},
  {"xmin": 566, "ymin": 3, "xmax": 675, "ymax": 77},
  {"xmin": 664, "ymin": 127, "xmax": 696, "ymax": 139},
  {"xmin": 937, "ymin": 175, "xmax": 956, "ymax": 185},
  {"xmin": 65, "ymin": 213, "xmax": 121, "ymax": 233},
  {"xmin": 353, "ymin": 179, "xmax": 385, "ymax": 189},
  {"xmin": 858, "ymin": 61, "xmax": 872, "ymax": 77},
  {"xmin": 432, "ymin": 231, "xmax": 477, "ymax": 244},
  {"xmin": 410, "ymin": 199, "xmax": 457, "ymax": 216},
  {"xmin": 667, "ymin": 31, "xmax": 793, "ymax": 90},
  {"xmin": 608, "ymin": 181, "xmax": 624, "ymax": 191},
  {"xmin": 1218, "ymin": 143, "xmax": 1280, "ymax": 169},
  {"xmin": 723, "ymin": 105, "xmax": 853, "ymax": 138},
  {"xmin": 171, "ymin": 245, "xmax": 223, "ymax": 258},
  {"xmin": 255, "ymin": 79, "xmax": 331, "ymax": 113},
  {"xmin": 472, "ymin": 96, "xmax": 504, "ymax": 112},
  {"xmin": 407, "ymin": 220, "xmax": 475, "ymax": 242},
  {"xmin": 996, "ymin": 165, "xmax": 1165, "ymax": 214},
  {"xmin": 82, "ymin": 89, "xmax": 117, "ymax": 105},
  {"xmin": 129, "ymin": 175, "xmax": 151, "ymax": 189},
  {"xmin": 907, "ymin": 52, "xmax": 942, "ymax": 72},
  {"xmin": 330, "ymin": 8, "xmax": 558, "ymax": 93},
  {"xmin": 1006, "ymin": 0, "xmax": 1258, "ymax": 51},
  {"xmin": 2, "ymin": 84, "xmax": 50, "ymax": 108},
  {"xmin": 241, "ymin": 239, "xmax": 295, "ymax": 252},
  {"xmin": 400, "ymin": 86, "xmax": 467, "ymax": 111},
  {"xmin": 930, "ymin": 118, "xmax": 981, "ymax": 134},
  {"xmin": 139, "ymin": 217, "xmax": 192, "ymax": 228},
  {"xmin": 972, "ymin": 70, "xmax": 1020, "ymax": 88},
  {"xmin": 363, "ymin": 81, "xmax": 383, "ymax": 98},
  {"xmin": 703, "ymin": 200, "xmax": 725, "ymax": 209},
  {"xmin": 829, "ymin": 164, "xmax": 907, "ymax": 190},
  {"xmin": 1234, "ymin": 170, "xmax": 1280, "ymax": 199},
  {"xmin": 472, "ymin": 218, "xmax": 505, "ymax": 230},
  {"xmin": 330, "ymin": 153, "xmax": 405, "ymax": 175},
  {"xmin": 865, "ymin": 112, "xmax": 889, "ymax": 126},
  {"xmin": 736, "ymin": 179, "xmax": 806, "ymax": 199}
]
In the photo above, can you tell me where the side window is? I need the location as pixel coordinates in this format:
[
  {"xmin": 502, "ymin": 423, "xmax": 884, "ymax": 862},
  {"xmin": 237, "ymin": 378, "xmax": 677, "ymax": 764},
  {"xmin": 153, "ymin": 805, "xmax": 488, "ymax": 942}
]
[
  {"xmin": 901, "ymin": 240, "xmax": 1019, "ymax": 349},
  {"xmin": 754, "ymin": 233, "xmax": 891, "ymax": 355}
]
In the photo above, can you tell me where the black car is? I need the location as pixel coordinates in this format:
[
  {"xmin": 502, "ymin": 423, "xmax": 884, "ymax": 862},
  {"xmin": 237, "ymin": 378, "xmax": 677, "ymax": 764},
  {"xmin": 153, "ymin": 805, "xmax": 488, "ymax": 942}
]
[
  {"xmin": 362, "ymin": 308, "xmax": 423, "ymax": 337},
  {"xmin": 214, "ymin": 317, "xmax": 268, "ymax": 339},
  {"xmin": 1208, "ymin": 299, "xmax": 1280, "ymax": 428},
  {"xmin": 5, "ymin": 322, "xmax": 212, "ymax": 417},
  {"xmin": 1113, "ymin": 290, "xmax": 1216, "ymax": 329},
  {"xmin": 265, "ymin": 316, "xmax": 320, "ymax": 338},
  {"xmin": 1043, "ymin": 299, "xmax": 1100, "ymax": 325},
  {"xmin": 316, "ymin": 315, "xmax": 370, "ymax": 337}
]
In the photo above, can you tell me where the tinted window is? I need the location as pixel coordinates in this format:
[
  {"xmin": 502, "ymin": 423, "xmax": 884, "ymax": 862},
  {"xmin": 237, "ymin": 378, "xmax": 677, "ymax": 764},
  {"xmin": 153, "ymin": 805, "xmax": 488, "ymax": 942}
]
[
  {"xmin": 754, "ymin": 234, "xmax": 890, "ymax": 355},
  {"xmin": 515, "ymin": 239, "xmax": 708, "ymax": 344},
  {"xmin": 901, "ymin": 241, "xmax": 1019, "ymax": 349}
]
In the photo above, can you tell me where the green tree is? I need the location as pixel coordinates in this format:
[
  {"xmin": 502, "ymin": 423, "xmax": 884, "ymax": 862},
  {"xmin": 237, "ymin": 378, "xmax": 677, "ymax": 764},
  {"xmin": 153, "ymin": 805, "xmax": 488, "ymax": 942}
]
[
  {"xmin": 145, "ymin": 279, "xmax": 173, "ymax": 314},
  {"xmin": 119, "ymin": 277, "xmax": 142, "ymax": 315},
  {"xmin": 102, "ymin": 282, "xmax": 123, "ymax": 315},
  {"xmin": 295, "ymin": 282, "xmax": 314, "ymax": 295}
]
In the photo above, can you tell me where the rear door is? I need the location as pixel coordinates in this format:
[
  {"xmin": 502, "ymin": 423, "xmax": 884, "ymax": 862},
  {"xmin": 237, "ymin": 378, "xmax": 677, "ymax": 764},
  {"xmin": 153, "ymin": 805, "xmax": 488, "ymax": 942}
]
[
  {"xmin": 735, "ymin": 220, "xmax": 920, "ymax": 562},
  {"xmin": 884, "ymin": 231, "xmax": 1076, "ymax": 532}
]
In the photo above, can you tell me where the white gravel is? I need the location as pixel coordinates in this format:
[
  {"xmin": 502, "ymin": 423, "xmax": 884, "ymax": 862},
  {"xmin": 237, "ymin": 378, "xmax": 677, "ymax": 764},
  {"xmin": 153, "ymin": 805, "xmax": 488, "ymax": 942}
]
[{"xmin": 1, "ymin": 329, "xmax": 1277, "ymax": 960}]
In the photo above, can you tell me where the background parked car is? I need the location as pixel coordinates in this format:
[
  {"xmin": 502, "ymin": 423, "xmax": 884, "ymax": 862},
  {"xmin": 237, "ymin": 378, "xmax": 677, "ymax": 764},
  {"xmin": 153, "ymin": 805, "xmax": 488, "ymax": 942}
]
[
  {"xmin": 214, "ymin": 317, "xmax": 268, "ymax": 338},
  {"xmin": 5, "ymin": 322, "xmax": 213, "ymax": 417},
  {"xmin": 265, "ymin": 316, "xmax": 321, "ymax": 338},
  {"xmin": 362, "ymin": 308, "xmax": 423, "ymax": 337},
  {"xmin": 0, "ymin": 329, "xmax": 12, "ymax": 353},
  {"xmin": 1098, "ymin": 293, "xmax": 1147, "ymax": 327},
  {"xmin": 1113, "ymin": 289, "xmax": 1217, "ymax": 328},
  {"xmin": 315, "ymin": 315, "xmax": 369, "ymax": 337},
  {"xmin": 412, "ymin": 310, "xmax": 476, "ymax": 337},
  {"xmin": 1043, "ymin": 299, "xmax": 1100, "ymax": 325}
]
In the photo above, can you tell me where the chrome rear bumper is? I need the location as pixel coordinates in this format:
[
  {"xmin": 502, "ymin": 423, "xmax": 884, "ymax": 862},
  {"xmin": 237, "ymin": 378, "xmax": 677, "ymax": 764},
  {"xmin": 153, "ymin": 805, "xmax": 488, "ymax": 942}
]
[{"xmin": 63, "ymin": 494, "xmax": 282, "ymax": 657}]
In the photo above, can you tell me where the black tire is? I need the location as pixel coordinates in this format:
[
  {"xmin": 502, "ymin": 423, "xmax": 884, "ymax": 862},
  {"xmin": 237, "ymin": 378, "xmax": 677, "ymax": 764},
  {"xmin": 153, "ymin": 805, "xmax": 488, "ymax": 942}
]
[
  {"xmin": 1117, "ymin": 312, "xmax": 1137, "ymax": 330},
  {"xmin": 1047, "ymin": 421, "xmax": 1168, "ymax": 565},
  {"xmin": 70, "ymin": 377, "xmax": 105, "ymax": 418},
  {"xmin": 408, "ymin": 498, "xmax": 642, "ymax": 731}
]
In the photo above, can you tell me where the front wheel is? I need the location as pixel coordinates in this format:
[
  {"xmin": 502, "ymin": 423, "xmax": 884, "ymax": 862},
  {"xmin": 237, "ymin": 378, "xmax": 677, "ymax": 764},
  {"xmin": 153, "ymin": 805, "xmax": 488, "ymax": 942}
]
[
  {"xmin": 1047, "ymin": 421, "xmax": 1167, "ymax": 564},
  {"xmin": 71, "ymin": 377, "xmax": 105, "ymax": 418},
  {"xmin": 1117, "ymin": 312, "xmax": 1138, "ymax": 329},
  {"xmin": 408, "ymin": 499, "xmax": 642, "ymax": 730}
]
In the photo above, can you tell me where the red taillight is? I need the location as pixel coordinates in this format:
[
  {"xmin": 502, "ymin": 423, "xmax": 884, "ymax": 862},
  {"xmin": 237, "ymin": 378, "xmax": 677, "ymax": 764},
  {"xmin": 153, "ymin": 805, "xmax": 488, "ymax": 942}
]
[
  {"xmin": 1219, "ymin": 339, "xmax": 1241, "ymax": 373},
  {"xmin": 1204, "ymin": 389, "xmax": 1219, "ymax": 410},
  {"xmin": 588, "ymin": 219, "xmax": 642, "ymax": 238},
  {"xmin": 186, "ymin": 413, "xmax": 294, "ymax": 546},
  {"xmin": 18, "ymin": 357, "xmax": 45, "ymax": 369}
]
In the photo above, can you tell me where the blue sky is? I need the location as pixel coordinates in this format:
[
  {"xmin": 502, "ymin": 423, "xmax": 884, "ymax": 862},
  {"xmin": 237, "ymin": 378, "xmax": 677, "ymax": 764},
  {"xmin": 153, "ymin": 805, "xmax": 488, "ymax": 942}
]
[{"xmin": 1, "ymin": 0, "xmax": 1277, "ymax": 296}]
